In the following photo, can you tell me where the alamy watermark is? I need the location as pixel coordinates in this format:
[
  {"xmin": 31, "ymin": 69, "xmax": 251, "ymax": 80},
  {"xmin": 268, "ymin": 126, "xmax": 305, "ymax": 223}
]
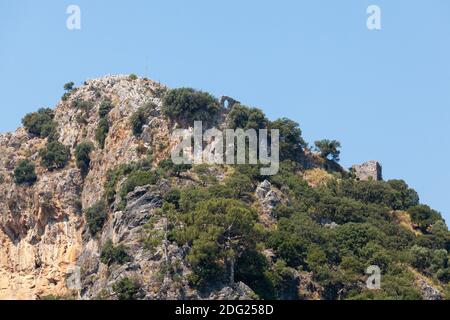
[
  {"xmin": 366, "ymin": 265, "xmax": 381, "ymax": 289},
  {"xmin": 66, "ymin": 5, "xmax": 81, "ymax": 30},
  {"xmin": 367, "ymin": 5, "xmax": 381, "ymax": 30},
  {"xmin": 171, "ymin": 121, "xmax": 280, "ymax": 176}
]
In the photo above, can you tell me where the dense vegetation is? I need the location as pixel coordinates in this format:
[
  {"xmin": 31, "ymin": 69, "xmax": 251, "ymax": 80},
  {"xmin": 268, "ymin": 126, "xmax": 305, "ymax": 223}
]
[
  {"xmin": 110, "ymin": 97, "xmax": 449, "ymax": 300},
  {"xmin": 162, "ymin": 88, "xmax": 220, "ymax": 124}
]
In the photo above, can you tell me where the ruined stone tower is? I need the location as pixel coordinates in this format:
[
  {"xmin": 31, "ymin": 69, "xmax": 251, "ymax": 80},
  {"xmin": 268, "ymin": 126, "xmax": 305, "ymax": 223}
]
[{"xmin": 352, "ymin": 161, "xmax": 382, "ymax": 181}]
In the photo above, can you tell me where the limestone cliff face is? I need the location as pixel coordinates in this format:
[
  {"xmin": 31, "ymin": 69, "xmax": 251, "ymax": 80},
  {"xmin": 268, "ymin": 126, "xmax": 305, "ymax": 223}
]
[
  {"xmin": 0, "ymin": 75, "xmax": 259, "ymax": 300},
  {"xmin": 0, "ymin": 76, "xmax": 170, "ymax": 299}
]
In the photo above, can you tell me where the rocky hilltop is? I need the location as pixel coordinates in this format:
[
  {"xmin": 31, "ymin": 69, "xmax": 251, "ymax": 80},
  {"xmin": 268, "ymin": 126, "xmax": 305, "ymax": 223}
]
[
  {"xmin": 0, "ymin": 75, "xmax": 448, "ymax": 300},
  {"xmin": 0, "ymin": 76, "xmax": 171, "ymax": 298}
]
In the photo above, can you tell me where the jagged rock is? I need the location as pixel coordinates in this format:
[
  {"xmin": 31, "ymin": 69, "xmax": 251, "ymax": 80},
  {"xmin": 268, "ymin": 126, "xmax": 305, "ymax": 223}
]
[
  {"xmin": 208, "ymin": 282, "xmax": 256, "ymax": 300},
  {"xmin": 255, "ymin": 180, "xmax": 285, "ymax": 219},
  {"xmin": 417, "ymin": 279, "xmax": 442, "ymax": 300},
  {"xmin": 255, "ymin": 180, "xmax": 271, "ymax": 198}
]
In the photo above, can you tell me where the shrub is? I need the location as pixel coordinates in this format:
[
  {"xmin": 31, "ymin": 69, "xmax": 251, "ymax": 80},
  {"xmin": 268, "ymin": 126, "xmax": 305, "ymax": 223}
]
[
  {"xmin": 128, "ymin": 74, "xmax": 138, "ymax": 80},
  {"xmin": 72, "ymin": 99, "xmax": 93, "ymax": 112},
  {"xmin": 85, "ymin": 201, "xmax": 108, "ymax": 236},
  {"xmin": 75, "ymin": 141, "xmax": 94, "ymax": 175},
  {"xmin": 157, "ymin": 158, "xmax": 191, "ymax": 177},
  {"xmin": 335, "ymin": 223, "xmax": 379, "ymax": 256},
  {"xmin": 95, "ymin": 99, "xmax": 114, "ymax": 148},
  {"xmin": 104, "ymin": 164, "xmax": 135, "ymax": 204},
  {"xmin": 163, "ymin": 188, "xmax": 181, "ymax": 208},
  {"xmin": 61, "ymin": 92, "xmax": 71, "ymax": 101},
  {"xmin": 130, "ymin": 103, "xmax": 156, "ymax": 136},
  {"xmin": 98, "ymin": 99, "xmax": 114, "ymax": 118},
  {"xmin": 95, "ymin": 118, "xmax": 110, "ymax": 149},
  {"xmin": 40, "ymin": 122, "xmax": 59, "ymax": 141},
  {"xmin": 100, "ymin": 239, "xmax": 130, "ymax": 266},
  {"xmin": 162, "ymin": 88, "xmax": 220, "ymax": 124},
  {"xmin": 119, "ymin": 170, "xmax": 159, "ymax": 199},
  {"xmin": 14, "ymin": 159, "xmax": 37, "ymax": 185},
  {"xmin": 22, "ymin": 108, "xmax": 56, "ymax": 138},
  {"xmin": 39, "ymin": 141, "xmax": 70, "ymax": 170},
  {"xmin": 112, "ymin": 277, "xmax": 141, "ymax": 300}
]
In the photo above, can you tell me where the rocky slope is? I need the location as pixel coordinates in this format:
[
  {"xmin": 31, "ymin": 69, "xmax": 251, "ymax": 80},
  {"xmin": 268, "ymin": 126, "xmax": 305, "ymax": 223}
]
[
  {"xmin": 0, "ymin": 75, "xmax": 447, "ymax": 300},
  {"xmin": 0, "ymin": 75, "xmax": 261, "ymax": 299},
  {"xmin": 0, "ymin": 76, "xmax": 167, "ymax": 299}
]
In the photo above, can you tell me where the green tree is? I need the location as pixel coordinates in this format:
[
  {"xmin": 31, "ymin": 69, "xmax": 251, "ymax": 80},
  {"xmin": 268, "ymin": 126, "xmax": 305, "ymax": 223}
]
[
  {"xmin": 335, "ymin": 223, "xmax": 379, "ymax": 256},
  {"xmin": 270, "ymin": 118, "xmax": 307, "ymax": 162},
  {"xmin": 162, "ymin": 88, "xmax": 220, "ymax": 124},
  {"xmin": 85, "ymin": 201, "xmax": 108, "ymax": 236},
  {"xmin": 14, "ymin": 159, "xmax": 37, "ymax": 185},
  {"xmin": 22, "ymin": 108, "xmax": 56, "ymax": 138},
  {"xmin": 39, "ymin": 141, "xmax": 70, "ymax": 170},
  {"xmin": 314, "ymin": 139, "xmax": 341, "ymax": 162},
  {"xmin": 163, "ymin": 188, "xmax": 181, "ymax": 209},
  {"xmin": 174, "ymin": 198, "xmax": 260, "ymax": 287},
  {"xmin": 95, "ymin": 118, "xmax": 110, "ymax": 149},
  {"xmin": 384, "ymin": 179, "xmax": 420, "ymax": 210},
  {"xmin": 75, "ymin": 141, "xmax": 94, "ymax": 175},
  {"xmin": 227, "ymin": 104, "xmax": 268, "ymax": 130},
  {"xmin": 95, "ymin": 99, "xmax": 114, "ymax": 148},
  {"xmin": 269, "ymin": 213, "xmax": 328, "ymax": 268},
  {"xmin": 64, "ymin": 82, "xmax": 75, "ymax": 92}
]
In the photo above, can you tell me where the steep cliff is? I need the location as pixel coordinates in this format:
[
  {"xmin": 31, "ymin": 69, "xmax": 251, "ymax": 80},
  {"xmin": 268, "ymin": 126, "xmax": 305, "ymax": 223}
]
[{"xmin": 0, "ymin": 76, "xmax": 167, "ymax": 298}]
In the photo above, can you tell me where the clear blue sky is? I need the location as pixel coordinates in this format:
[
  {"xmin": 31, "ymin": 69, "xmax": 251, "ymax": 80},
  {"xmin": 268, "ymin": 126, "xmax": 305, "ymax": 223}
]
[{"xmin": 1, "ymin": 0, "xmax": 449, "ymax": 222}]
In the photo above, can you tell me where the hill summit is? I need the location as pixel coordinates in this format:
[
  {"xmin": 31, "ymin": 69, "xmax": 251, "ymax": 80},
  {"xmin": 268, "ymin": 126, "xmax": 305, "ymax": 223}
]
[{"xmin": 0, "ymin": 75, "xmax": 448, "ymax": 300}]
